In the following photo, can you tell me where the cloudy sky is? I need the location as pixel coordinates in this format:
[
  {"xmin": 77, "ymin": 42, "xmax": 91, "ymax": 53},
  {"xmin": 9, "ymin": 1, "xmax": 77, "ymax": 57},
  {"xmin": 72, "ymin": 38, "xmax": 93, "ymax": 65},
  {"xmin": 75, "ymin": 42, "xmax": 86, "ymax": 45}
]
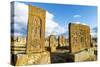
[{"xmin": 11, "ymin": 1, "xmax": 97, "ymax": 38}]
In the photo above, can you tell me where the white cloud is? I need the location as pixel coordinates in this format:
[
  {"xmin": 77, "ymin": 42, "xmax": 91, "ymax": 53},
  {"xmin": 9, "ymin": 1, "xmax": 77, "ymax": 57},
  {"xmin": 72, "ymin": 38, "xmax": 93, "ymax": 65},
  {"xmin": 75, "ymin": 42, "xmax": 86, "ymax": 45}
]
[
  {"xmin": 11, "ymin": 2, "xmax": 28, "ymax": 37},
  {"xmin": 46, "ymin": 11, "xmax": 66, "ymax": 37},
  {"xmin": 90, "ymin": 32, "xmax": 97, "ymax": 38},
  {"xmin": 72, "ymin": 22, "xmax": 87, "ymax": 25},
  {"xmin": 90, "ymin": 27, "xmax": 97, "ymax": 38},
  {"xmin": 14, "ymin": 2, "xmax": 28, "ymax": 25},
  {"xmin": 46, "ymin": 11, "xmax": 58, "ymax": 36},
  {"xmin": 73, "ymin": 14, "xmax": 81, "ymax": 18}
]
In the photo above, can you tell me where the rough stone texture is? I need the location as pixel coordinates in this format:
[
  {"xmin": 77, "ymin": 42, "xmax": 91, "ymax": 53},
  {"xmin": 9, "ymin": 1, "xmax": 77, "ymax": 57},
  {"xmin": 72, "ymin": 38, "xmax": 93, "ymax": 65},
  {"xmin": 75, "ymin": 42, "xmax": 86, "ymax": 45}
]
[
  {"xmin": 11, "ymin": 37, "xmax": 26, "ymax": 47},
  {"xmin": 87, "ymin": 48, "xmax": 97, "ymax": 60},
  {"xmin": 69, "ymin": 23, "xmax": 91, "ymax": 53},
  {"xmin": 58, "ymin": 35, "xmax": 66, "ymax": 47},
  {"xmin": 73, "ymin": 50, "xmax": 90, "ymax": 62},
  {"xmin": 11, "ymin": 51, "xmax": 51, "ymax": 66},
  {"xmin": 49, "ymin": 35, "xmax": 57, "ymax": 52},
  {"xmin": 45, "ymin": 40, "xmax": 49, "ymax": 47},
  {"xmin": 51, "ymin": 47, "xmax": 56, "ymax": 52},
  {"xmin": 26, "ymin": 5, "xmax": 46, "ymax": 53},
  {"xmin": 11, "ymin": 37, "xmax": 26, "ymax": 54},
  {"xmin": 66, "ymin": 49, "xmax": 96, "ymax": 62}
]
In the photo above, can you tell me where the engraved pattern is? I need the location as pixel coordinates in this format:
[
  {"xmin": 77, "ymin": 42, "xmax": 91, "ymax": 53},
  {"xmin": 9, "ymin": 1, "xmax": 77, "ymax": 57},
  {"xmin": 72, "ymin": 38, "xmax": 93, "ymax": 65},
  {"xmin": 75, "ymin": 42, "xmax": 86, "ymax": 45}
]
[
  {"xmin": 32, "ymin": 16, "xmax": 41, "ymax": 39},
  {"xmin": 31, "ymin": 16, "xmax": 41, "ymax": 49}
]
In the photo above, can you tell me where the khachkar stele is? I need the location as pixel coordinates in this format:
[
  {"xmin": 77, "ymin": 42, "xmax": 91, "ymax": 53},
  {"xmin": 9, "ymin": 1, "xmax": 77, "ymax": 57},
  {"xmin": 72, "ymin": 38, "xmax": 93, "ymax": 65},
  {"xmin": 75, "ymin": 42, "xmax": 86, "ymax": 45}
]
[
  {"xmin": 67, "ymin": 23, "xmax": 95, "ymax": 62},
  {"xmin": 26, "ymin": 5, "xmax": 45, "ymax": 53},
  {"xmin": 11, "ymin": 5, "xmax": 51, "ymax": 66},
  {"xmin": 69, "ymin": 23, "xmax": 91, "ymax": 53}
]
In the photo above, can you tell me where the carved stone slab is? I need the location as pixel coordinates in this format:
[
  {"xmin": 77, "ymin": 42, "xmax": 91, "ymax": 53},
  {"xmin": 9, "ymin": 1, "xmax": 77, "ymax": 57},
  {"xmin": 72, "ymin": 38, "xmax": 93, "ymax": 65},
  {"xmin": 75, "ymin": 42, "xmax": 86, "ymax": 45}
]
[
  {"xmin": 26, "ymin": 5, "xmax": 46, "ymax": 53},
  {"xmin": 69, "ymin": 23, "xmax": 91, "ymax": 53}
]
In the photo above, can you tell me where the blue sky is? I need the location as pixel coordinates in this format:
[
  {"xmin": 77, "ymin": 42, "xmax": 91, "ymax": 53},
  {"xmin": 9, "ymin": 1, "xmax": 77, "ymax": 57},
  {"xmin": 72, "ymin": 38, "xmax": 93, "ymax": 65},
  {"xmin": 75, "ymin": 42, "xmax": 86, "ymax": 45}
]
[
  {"xmin": 21, "ymin": 2, "xmax": 97, "ymax": 28},
  {"xmin": 12, "ymin": 1, "xmax": 97, "ymax": 38}
]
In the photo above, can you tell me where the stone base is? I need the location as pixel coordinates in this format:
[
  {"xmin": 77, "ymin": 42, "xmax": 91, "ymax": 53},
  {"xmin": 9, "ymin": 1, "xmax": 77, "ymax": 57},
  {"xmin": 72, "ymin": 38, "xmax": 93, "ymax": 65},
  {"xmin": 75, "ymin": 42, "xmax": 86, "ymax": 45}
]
[
  {"xmin": 67, "ymin": 49, "xmax": 96, "ymax": 62},
  {"xmin": 11, "ymin": 51, "xmax": 51, "ymax": 66}
]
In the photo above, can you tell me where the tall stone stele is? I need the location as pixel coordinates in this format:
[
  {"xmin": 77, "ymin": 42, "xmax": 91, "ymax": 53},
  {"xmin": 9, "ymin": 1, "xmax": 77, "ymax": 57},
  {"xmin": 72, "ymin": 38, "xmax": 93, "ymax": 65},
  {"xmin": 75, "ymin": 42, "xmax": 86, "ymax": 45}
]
[
  {"xmin": 26, "ymin": 5, "xmax": 45, "ymax": 53},
  {"xmin": 67, "ymin": 23, "xmax": 92, "ymax": 62},
  {"xmin": 11, "ymin": 4, "xmax": 51, "ymax": 66},
  {"xmin": 69, "ymin": 23, "xmax": 91, "ymax": 53}
]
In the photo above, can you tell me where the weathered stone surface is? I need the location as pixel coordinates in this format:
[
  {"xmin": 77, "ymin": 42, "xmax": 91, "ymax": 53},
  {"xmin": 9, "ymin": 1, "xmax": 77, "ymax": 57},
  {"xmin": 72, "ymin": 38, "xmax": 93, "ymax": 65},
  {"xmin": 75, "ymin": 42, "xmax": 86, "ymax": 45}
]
[
  {"xmin": 69, "ymin": 23, "xmax": 91, "ymax": 53},
  {"xmin": 87, "ymin": 48, "xmax": 97, "ymax": 60},
  {"xmin": 11, "ymin": 51, "xmax": 51, "ymax": 66},
  {"xmin": 45, "ymin": 39, "xmax": 49, "ymax": 47},
  {"xmin": 11, "ymin": 37, "xmax": 26, "ymax": 47},
  {"xmin": 73, "ymin": 51, "xmax": 90, "ymax": 62},
  {"xmin": 49, "ymin": 35, "xmax": 57, "ymax": 52},
  {"xmin": 66, "ymin": 49, "xmax": 96, "ymax": 62},
  {"xmin": 11, "ymin": 51, "xmax": 26, "ymax": 54},
  {"xmin": 58, "ymin": 35, "xmax": 66, "ymax": 47},
  {"xmin": 51, "ymin": 47, "xmax": 56, "ymax": 52},
  {"xmin": 11, "ymin": 37, "xmax": 26, "ymax": 54},
  {"xmin": 26, "ymin": 5, "xmax": 46, "ymax": 53}
]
